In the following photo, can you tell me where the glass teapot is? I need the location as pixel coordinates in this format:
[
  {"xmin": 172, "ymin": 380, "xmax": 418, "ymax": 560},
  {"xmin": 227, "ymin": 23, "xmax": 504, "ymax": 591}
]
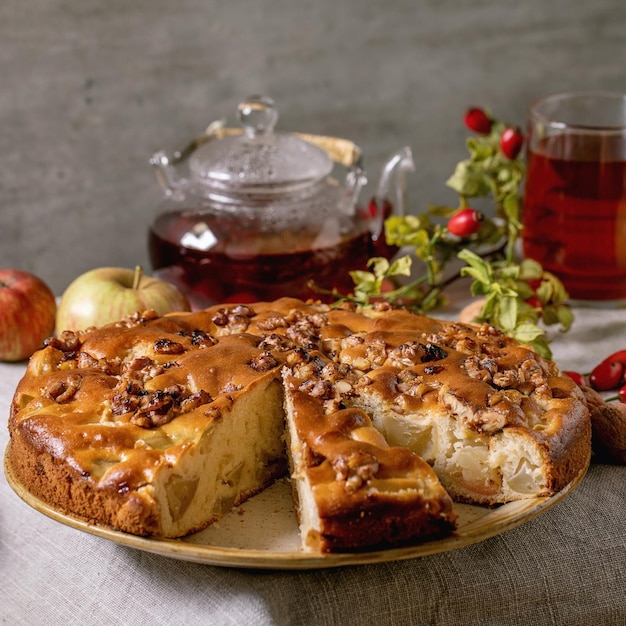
[{"xmin": 148, "ymin": 95, "xmax": 415, "ymax": 308}]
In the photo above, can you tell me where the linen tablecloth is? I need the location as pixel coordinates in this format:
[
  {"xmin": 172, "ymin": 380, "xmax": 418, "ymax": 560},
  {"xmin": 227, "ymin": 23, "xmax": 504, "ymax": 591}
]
[{"xmin": 1, "ymin": 304, "xmax": 625, "ymax": 625}]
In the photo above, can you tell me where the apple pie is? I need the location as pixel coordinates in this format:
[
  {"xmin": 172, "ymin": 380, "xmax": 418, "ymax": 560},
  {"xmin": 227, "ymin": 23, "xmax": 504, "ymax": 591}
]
[{"xmin": 7, "ymin": 298, "xmax": 591, "ymax": 552}]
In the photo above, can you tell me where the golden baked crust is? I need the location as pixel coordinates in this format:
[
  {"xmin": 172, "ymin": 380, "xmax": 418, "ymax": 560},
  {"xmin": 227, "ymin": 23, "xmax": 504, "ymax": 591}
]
[{"xmin": 7, "ymin": 298, "xmax": 591, "ymax": 551}]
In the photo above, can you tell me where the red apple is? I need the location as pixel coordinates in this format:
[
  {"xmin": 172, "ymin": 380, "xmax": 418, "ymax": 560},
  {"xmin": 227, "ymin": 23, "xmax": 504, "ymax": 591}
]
[
  {"xmin": 0, "ymin": 269, "xmax": 57, "ymax": 362},
  {"xmin": 56, "ymin": 265, "xmax": 191, "ymax": 333}
]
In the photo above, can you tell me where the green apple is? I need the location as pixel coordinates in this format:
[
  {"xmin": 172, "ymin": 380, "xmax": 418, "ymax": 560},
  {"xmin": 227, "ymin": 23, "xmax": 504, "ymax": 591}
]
[
  {"xmin": 56, "ymin": 266, "xmax": 191, "ymax": 334},
  {"xmin": 0, "ymin": 268, "xmax": 57, "ymax": 361}
]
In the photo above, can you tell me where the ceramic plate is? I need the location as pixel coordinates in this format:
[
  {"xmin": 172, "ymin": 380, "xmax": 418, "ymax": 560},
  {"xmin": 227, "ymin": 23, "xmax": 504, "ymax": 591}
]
[{"xmin": 4, "ymin": 445, "xmax": 588, "ymax": 570}]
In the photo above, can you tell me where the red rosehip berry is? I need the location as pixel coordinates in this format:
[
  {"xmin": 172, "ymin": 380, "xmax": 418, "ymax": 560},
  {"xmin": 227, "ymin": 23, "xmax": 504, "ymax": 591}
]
[
  {"xmin": 464, "ymin": 108, "xmax": 493, "ymax": 134},
  {"xmin": 500, "ymin": 127, "xmax": 524, "ymax": 159},
  {"xmin": 589, "ymin": 359, "xmax": 625, "ymax": 391},
  {"xmin": 603, "ymin": 349, "xmax": 626, "ymax": 366},
  {"xmin": 564, "ymin": 371, "xmax": 587, "ymax": 387},
  {"xmin": 447, "ymin": 208, "xmax": 484, "ymax": 237}
]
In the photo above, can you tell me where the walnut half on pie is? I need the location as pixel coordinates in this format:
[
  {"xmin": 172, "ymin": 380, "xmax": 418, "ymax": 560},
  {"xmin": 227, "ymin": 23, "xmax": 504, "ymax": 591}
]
[{"xmin": 7, "ymin": 298, "xmax": 591, "ymax": 552}]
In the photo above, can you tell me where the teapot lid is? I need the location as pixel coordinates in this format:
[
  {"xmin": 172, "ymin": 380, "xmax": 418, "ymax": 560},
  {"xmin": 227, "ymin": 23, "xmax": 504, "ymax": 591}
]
[{"xmin": 188, "ymin": 95, "xmax": 333, "ymax": 193}]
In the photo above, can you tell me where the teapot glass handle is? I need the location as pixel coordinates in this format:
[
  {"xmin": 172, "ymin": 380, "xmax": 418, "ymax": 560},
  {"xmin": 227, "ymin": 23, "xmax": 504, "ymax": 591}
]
[{"xmin": 370, "ymin": 147, "xmax": 415, "ymax": 240}]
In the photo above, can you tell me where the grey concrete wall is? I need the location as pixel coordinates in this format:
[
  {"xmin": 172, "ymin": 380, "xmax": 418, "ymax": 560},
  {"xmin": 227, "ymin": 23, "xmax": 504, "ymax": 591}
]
[{"xmin": 2, "ymin": 0, "xmax": 625, "ymax": 294}]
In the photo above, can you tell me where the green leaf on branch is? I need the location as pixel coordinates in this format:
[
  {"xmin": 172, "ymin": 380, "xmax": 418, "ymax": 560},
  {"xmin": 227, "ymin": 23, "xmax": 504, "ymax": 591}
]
[
  {"xmin": 512, "ymin": 322, "xmax": 549, "ymax": 344},
  {"xmin": 446, "ymin": 160, "xmax": 491, "ymax": 197},
  {"xmin": 466, "ymin": 136, "xmax": 496, "ymax": 161}
]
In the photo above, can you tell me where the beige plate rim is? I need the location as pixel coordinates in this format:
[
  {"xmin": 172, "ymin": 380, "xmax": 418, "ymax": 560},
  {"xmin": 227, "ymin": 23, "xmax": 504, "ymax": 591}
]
[{"xmin": 4, "ymin": 444, "xmax": 589, "ymax": 570}]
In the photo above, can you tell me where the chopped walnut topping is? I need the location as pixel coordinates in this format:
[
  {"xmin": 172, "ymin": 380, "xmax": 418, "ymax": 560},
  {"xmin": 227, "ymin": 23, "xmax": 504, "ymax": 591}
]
[
  {"xmin": 319, "ymin": 360, "xmax": 351, "ymax": 383},
  {"xmin": 334, "ymin": 380, "xmax": 353, "ymax": 394},
  {"xmin": 342, "ymin": 335, "xmax": 365, "ymax": 348},
  {"xmin": 441, "ymin": 383, "xmax": 527, "ymax": 433},
  {"xmin": 179, "ymin": 389, "xmax": 212, "ymax": 413},
  {"xmin": 519, "ymin": 358, "xmax": 548, "ymax": 384},
  {"xmin": 109, "ymin": 354, "xmax": 212, "ymax": 427},
  {"xmin": 389, "ymin": 341, "xmax": 416, "ymax": 366},
  {"xmin": 464, "ymin": 355, "xmax": 497, "ymax": 383},
  {"xmin": 111, "ymin": 388, "xmax": 142, "ymax": 416},
  {"xmin": 258, "ymin": 333, "xmax": 294, "ymax": 352},
  {"xmin": 60, "ymin": 350, "xmax": 119, "ymax": 375},
  {"xmin": 320, "ymin": 336, "xmax": 343, "ymax": 358},
  {"xmin": 126, "ymin": 356, "xmax": 152, "ymax": 373},
  {"xmin": 116, "ymin": 310, "xmax": 160, "ymax": 328},
  {"xmin": 115, "ymin": 383, "xmax": 213, "ymax": 428},
  {"xmin": 284, "ymin": 308, "xmax": 305, "ymax": 324},
  {"xmin": 338, "ymin": 352, "xmax": 371, "ymax": 371},
  {"xmin": 250, "ymin": 351, "xmax": 280, "ymax": 372},
  {"xmin": 43, "ymin": 374, "xmax": 83, "ymax": 403},
  {"xmin": 122, "ymin": 357, "xmax": 167, "ymax": 384},
  {"xmin": 493, "ymin": 369, "xmax": 520, "ymax": 388},
  {"xmin": 75, "ymin": 352, "xmax": 99, "ymax": 369},
  {"xmin": 298, "ymin": 378, "xmax": 334, "ymax": 400},
  {"xmin": 426, "ymin": 323, "xmax": 510, "ymax": 357},
  {"xmin": 286, "ymin": 348, "xmax": 325, "ymax": 373},
  {"xmin": 176, "ymin": 329, "xmax": 218, "ymax": 348},
  {"xmin": 286, "ymin": 325, "xmax": 319, "ymax": 350},
  {"xmin": 212, "ymin": 308, "xmax": 230, "ymax": 327},
  {"xmin": 455, "ymin": 336, "xmax": 478, "ymax": 353},
  {"xmin": 397, "ymin": 371, "xmax": 431, "ymax": 397},
  {"xmin": 306, "ymin": 312, "xmax": 329, "ymax": 328},
  {"xmin": 277, "ymin": 311, "xmax": 327, "ymax": 350},
  {"xmin": 477, "ymin": 323, "xmax": 505, "ymax": 338},
  {"xmin": 130, "ymin": 385, "xmax": 183, "ymax": 427},
  {"xmin": 256, "ymin": 314, "xmax": 288, "ymax": 331},
  {"xmin": 323, "ymin": 396, "xmax": 345, "ymax": 413},
  {"xmin": 288, "ymin": 354, "xmax": 326, "ymax": 383},
  {"xmin": 365, "ymin": 338, "xmax": 388, "ymax": 366},
  {"xmin": 474, "ymin": 353, "xmax": 553, "ymax": 399},
  {"xmin": 355, "ymin": 374, "xmax": 373, "ymax": 388},
  {"xmin": 331, "ymin": 451, "xmax": 379, "ymax": 492},
  {"xmin": 212, "ymin": 305, "xmax": 255, "ymax": 332},
  {"xmin": 389, "ymin": 341, "xmax": 446, "ymax": 367},
  {"xmin": 397, "ymin": 368, "xmax": 419, "ymax": 384},
  {"xmin": 154, "ymin": 338, "xmax": 185, "ymax": 355},
  {"xmin": 232, "ymin": 304, "xmax": 255, "ymax": 317},
  {"xmin": 44, "ymin": 330, "xmax": 81, "ymax": 352}
]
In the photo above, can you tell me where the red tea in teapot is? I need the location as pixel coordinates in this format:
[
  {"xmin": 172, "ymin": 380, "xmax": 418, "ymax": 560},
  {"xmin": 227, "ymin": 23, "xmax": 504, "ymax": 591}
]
[
  {"xmin": 147, "ymin": 96, "xmax": 411, "ymax": 308},
  {"xmin": 149, "ymin": 211, "xmax": 384, "ymax": 308}
]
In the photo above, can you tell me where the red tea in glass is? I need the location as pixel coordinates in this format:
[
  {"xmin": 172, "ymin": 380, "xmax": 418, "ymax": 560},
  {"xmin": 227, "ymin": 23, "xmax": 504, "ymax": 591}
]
[{"xmin": 522, "ymin": 92, "xmax": 626, "ymax": 302}]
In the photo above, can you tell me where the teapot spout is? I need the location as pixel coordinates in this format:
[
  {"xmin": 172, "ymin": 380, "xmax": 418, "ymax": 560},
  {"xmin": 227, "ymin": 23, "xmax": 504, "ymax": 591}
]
[{"xmin": 371, "ymin": 147, "xmax": 415, "ymax": 241}]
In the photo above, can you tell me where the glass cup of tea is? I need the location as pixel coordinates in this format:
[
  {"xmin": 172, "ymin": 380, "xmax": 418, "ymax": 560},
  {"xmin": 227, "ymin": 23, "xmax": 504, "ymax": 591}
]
[{"xmin": 522, "ymin": 91, "xmax": 626, "ymax": 304}]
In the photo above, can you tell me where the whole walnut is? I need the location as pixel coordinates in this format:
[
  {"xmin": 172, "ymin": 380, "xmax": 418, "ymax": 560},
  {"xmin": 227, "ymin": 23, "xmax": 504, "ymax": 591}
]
[{"xmin": 581, "ymin": 385, "xmax": 626, "ymax": 464}]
